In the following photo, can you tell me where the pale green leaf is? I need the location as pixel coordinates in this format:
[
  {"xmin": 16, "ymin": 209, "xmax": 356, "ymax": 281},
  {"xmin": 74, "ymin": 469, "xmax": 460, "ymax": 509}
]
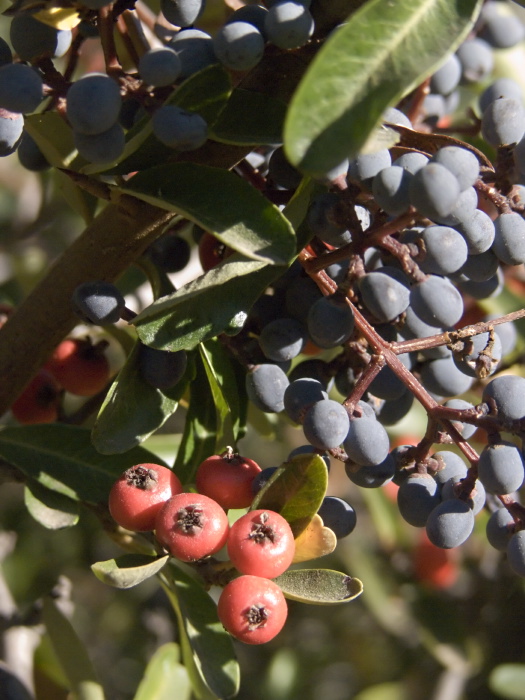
[
  {"xmin": 42, "ymin": 597, "xmax": 105, "ymax": 700},
  {"xmin": 91, "ymin": 554, "xmax": 169, "ymax": 589},
  {"xmin": 285, "ymin": 0, "xmax": 483, "ymax": 175},
  {"xmin": 275, "ymin": 569, "xmax": 363, "ymax": 604},
  {"xmin": 133, "ymin": 644, "xmax": 191, "ymax": 700},
  {"xmin": 120, "ymin": 163, "xmax": 295, "ymax": 264}
]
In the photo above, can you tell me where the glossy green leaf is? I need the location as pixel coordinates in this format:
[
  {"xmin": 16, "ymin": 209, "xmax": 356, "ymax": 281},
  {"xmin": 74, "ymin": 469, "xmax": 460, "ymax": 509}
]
[
  {"xmin": 282, "ymin": 178, "xmax": 321, "ymax": 252},
  {"xmin": 173, "ymin": 353, "xmax": 217, "ymax": 485},
  {"xmin": 42, "ymin": 596, "xmax": 105, "ymax": 700},
  {"xmin": 91, "ymin": 341, "xmax": 190, "ymax": 455},
  {"xmin": 133, "ymin": 255, "xmax": 286, "ymax": 352},
  {"xmin": 91, "ymin": 554, "xmax": 169, "ymax": 589},
  {"xmin": 96, "ymin": 65, "xmax": 232, "ymax": 176},
  {"xmin": 489, "ymin": 664, "xmax": 525, "ymax": 700},
  {"xmin": 211, "ymin": 89, "xmax": 287, "ymax": 145},
  {"xmin": 162, "ymin": 563, "xmax": 240, "ymax": 700},
  {"xmin": 0, "ymin": 425, "xmax": 167, "ymax": 503},
  {"xmin": 275, "ymin": 569, "xmax": 363, "ymax": 604},
  {"xmin": 252, "ymin": 454, "xmax": 328, "ymax": 537},
  {"xmin": 24, "ymin": 480, "xmax": 79, "ymax": 529},
  {"xmin": 353, "ymin": 682, "xmax": 406, "ymax": 700},
  {"xmin": 133, "ymin": 643, "xmax": 191, "ymax": 700},
  {"xmin": 24, "ymin": 112, "xmax": 77, "ymax": 168},
  {"xmin": 121, "ymin": 163, "xmax": 295, "ymax": 264},
  {"xmin": 285, "ymin": 0, "xmax": 483, "ymax": 175},
  {"xmin": 199, "ymin": 339, "xmax": 244, "ymax": 450}
]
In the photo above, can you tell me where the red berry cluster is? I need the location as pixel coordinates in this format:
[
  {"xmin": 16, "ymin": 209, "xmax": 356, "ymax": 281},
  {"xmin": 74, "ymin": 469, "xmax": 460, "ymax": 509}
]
[
  {"xmin": 108, "ymin": 452, "xmax": 295, "ymax": 645},
  {"xmin": 10, "ymin": 336, "xmax": 110, "ymax": 424}
]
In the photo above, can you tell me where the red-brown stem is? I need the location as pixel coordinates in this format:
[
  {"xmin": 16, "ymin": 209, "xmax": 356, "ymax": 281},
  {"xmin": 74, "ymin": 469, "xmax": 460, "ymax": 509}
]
[
  {"xmin": 302, "ymin": 210, "xmax": 417, "ymax": 275},
  {"xmin": 99, "ymin": 5, "xmax": 122, "ymax": 74},
  {"xmin": 393, "ymin": 309, "xmax": 525, "ymax": 354},
  {"xmin": 343, "ymin": 354, "xmax": 385, "ymax": 412},
  {"xmin": 298, "ymin": 247, "xmax": 486, "ymax": 465}
]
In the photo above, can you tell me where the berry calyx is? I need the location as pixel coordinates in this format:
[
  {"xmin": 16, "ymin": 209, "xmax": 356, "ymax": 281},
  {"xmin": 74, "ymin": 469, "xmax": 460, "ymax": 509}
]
[
  {"xmin": 155, "ymin": 492, "xmax": 229, "ymax": 562},
  {"xmin": 227, "ymin": 509, "xmax": 295, "ymax": 579},
  {"xmin": 195, "ymin": 448, "xmax": 262, "ymax": 509},
  {"xmin": 217, "ymin": 575, "xmax": 288, "ymax": 645},
  {"xmin": 108, "ymin": 463, "xmax": 182, "ymax": 532}
]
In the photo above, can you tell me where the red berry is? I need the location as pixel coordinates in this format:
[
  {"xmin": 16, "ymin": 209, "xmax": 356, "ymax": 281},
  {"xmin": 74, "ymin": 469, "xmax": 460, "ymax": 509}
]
[
  {"xmin": 414, "ymin": 532, "xmax": 459, "ymax": 589},
  {"xmin": 227, "ymin": 509, "xmax": 295, "ymax": 579},
  {"xmin": 195, "ymin": 449, "xmax": 262, "ymax": 509},
  {"xmin": 109, "ymin": 464, "xmax": 183, "ymax": 532},
  {"xmin": 11, "ymin": 369, "xmax": 61, "ymax": 425},
  {"xmin": 155, "ymin": 492, "xmax": 229, "ymax": 562},
  {"xmin": 45, "ymin": 337, "xmax": 110, "ymax": 396},
  {"xmin": 217, "ymin": 575, "xmax": 288, "ymax": 645},
  {"xmin": 198, "ymin": 232, "xmax": 233, "ymax": 271}
]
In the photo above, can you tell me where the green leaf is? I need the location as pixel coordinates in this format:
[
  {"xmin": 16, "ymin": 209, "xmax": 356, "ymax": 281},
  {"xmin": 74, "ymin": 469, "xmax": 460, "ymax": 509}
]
[
  {"xmin": 91, "ymin": 554, "xmax": 169, "ymax": 589},
  {"xmin": 24, "ymin": 480, "xmax": 79, "ymax": 529},
  {"xmin": 121, "ymin": 163, "xmax": 295, "ymax": 264},
  {"xmin": 55, "ymin": 170, "xmax": 98, "ymax": 224},
  {"xmin": 42, "ymin": 596, "xmax": 105, "ymax": 700},
  {"xmin": 199, "ymin": 339, "xmax": 243, "ymax": 450},
  {"xmin": 211, "ymin": 89, "xmax": 287, "ymax": 145},
  {"xmin": 275, "ymin": 569, "xmax": 363, "ymax": 604},
  {"xmin": 91, "ymin": 341, "xmax": 190, "ymax": 455},
  {"xmin": 173, "ymin": 354, "xmax": 218, "ymax": 485},
  {"xmin": 284, "ymin": 0, "xmax": 483, "ymax": 175},
  {"xmin": 24, "ymin": 112, "xmax": 77, "ymax": 168},
  {"xmin": 252, "ymin": 454, "xmax": 328, "ymax": 537},
  {"xmin": 133, "ymin": 643, "xmax": 191, "ymax": 700},
  {"xmin": 281, "ymin": 177, "xmax": 321, "ymax": 253},
  {"xmin": 133, "ymin": 255, "xmax": 286, "ymax": 352},
  {"xmin": 162, "ymin": 563, "xmax": 240, "ymax": 700},
  {"xmin": 0, "ymin": 425, "xmax": 167, "ymax": 504},
  {"xmin": 490, "ymin": 664, "xmax": 525, "ymax": 700}
]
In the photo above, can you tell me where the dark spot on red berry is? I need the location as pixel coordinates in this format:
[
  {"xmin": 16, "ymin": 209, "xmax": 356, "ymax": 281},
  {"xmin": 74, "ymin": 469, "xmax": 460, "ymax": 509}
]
[
  {"xmin": 125, "ymin": 466, "xmax": 159, "ymax": 490},
  {"xmin": 175, "ymin": 505, "xmax": 204, "ymax": 534},
  {"xmin": 248, "ymin": 512, "xmax": 276, "ymax": 544},
  {"xmin": 245, "ymin": 604, "xmax": 269, "ymax": 630}
]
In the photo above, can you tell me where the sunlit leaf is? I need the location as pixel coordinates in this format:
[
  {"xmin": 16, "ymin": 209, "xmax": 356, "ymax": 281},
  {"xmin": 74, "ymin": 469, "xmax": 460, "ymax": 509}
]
[
  {"xmin": 199, "ymin": 339, "xmax": 244, "ymax": 451},
  {"xmin": 489, "ymin": 664, "xmax": 525, "ymax": 700},
  {"xmin": 285, "ymin": 0, "xmax": 483, "ymax": 175},
  {"xmin": 42, "ymin": 597, "xmax": 105, "ymax": 700},
  {"xmin": 252, "ymin": 454, "xmax": 328, "ymax": 537},
  {"xmin": 121, "ymin": 164, "xmax": 295, "ymax": 264},
  {"xmin": 91, "ymin": 341, "xmax": 190, "ymax": 455},
  {"xmin": 24, "ymin": 481, "xmax": 79, "ymax": 529},
  {"xmin": 275, "ymin": 569, "xmax": 363, "ymax": 604},
  {"xmin": 92, "ymin": 554, "xmax": 169, "ymax": 589},
  {"xmin": 133, "ymin": 255, "xmax": 286, "ymax": 352},
  {"xmin": 133, "ymin": 643, "xmax": 191, "ymax": 700},
  {"xmin": 0, "ymin": 425, "xmax": 167, "ymax": 503},
  {"xmin": 292, "ymin": 514, "xmax": 337, "ymax": 562},
  {"xmin": 162, "ymin": 563, "xmax": 240, "ymax": 700},
  {"xmin": 173, "ymin": 354, "xmax": 217, "ymax": 485}
]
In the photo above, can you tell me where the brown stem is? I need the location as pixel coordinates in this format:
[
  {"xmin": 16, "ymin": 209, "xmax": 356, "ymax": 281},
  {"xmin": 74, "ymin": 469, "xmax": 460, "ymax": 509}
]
[
  {"xmin": 99, "ymin": 5, "xmax": 122, "ymax": 74},
  {"xmin": 343, "ymin": 355, "xmax": 385, "ymax": 412}
]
